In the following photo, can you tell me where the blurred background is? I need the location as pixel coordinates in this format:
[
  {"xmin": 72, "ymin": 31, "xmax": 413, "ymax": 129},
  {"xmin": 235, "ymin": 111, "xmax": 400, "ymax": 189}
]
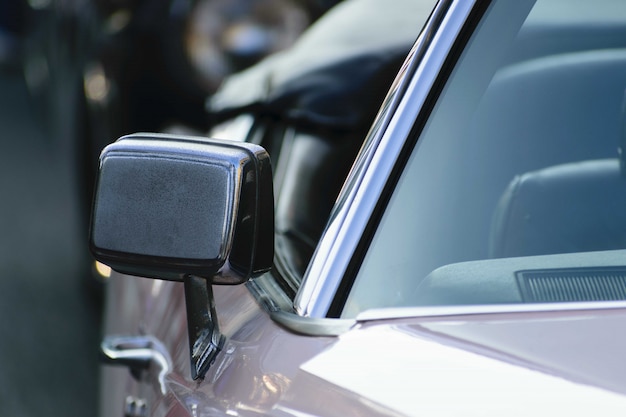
[{"xmin": 0, "ymin": 0, "xmax": 339, "ymax": 414}]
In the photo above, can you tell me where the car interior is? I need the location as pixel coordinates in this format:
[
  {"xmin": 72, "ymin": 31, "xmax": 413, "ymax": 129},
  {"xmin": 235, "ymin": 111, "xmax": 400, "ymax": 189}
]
[
  {"xmin": 473, "ymin": 49, "xmax": 626, "ymax": 256},
  {"xmin": 413, "ymin": 4, "xmax": 626, "ymax": 307}
]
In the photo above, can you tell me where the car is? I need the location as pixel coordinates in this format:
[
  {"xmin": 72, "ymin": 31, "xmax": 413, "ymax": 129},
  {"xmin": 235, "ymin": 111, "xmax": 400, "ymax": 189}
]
[{"xmin": 90, "ymin": 0, "xmax": 626, "ymax": 416}]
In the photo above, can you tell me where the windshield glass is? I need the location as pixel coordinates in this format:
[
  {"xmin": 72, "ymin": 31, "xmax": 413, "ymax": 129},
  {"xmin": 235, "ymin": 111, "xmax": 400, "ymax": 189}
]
[{"xmin": 343, "ymin": 0, "xmax": 626, "ymax": 317}]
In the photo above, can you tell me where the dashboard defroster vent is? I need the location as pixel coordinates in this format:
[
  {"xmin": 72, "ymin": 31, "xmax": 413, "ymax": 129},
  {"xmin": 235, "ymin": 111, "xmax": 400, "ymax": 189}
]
[{"xmin": 517, "ymin": 267, "xmax": 626, "ymax": 302}]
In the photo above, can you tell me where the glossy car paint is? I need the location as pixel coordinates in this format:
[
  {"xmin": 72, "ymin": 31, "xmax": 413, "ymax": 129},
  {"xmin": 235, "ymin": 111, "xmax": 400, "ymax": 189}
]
[
  {"xmin": 306, "ymin": 307, "xmax": 626, "ymax": 415},
  {"xmin": 101, "ymin": 274, "xmax": 339, "ymax": 417},
  {"xmin": 102, "ymin": 270, "xmax": 626, "ymax": 416}
]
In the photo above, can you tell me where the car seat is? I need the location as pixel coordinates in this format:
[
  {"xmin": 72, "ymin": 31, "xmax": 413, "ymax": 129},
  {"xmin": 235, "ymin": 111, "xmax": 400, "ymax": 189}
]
[
  {"xmin": 459, "ymin": 49, "xmax": 626, "ymax": 259},
  {"xmin": 488, "ymin": 158, "xmax": 626, "ymax": 258}
]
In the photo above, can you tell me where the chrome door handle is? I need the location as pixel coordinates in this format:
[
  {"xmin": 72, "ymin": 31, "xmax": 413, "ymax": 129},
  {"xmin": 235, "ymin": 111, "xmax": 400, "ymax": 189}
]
[{"xmin": 101, "ymin": 335, "xmax": 172, "ymax": 394}]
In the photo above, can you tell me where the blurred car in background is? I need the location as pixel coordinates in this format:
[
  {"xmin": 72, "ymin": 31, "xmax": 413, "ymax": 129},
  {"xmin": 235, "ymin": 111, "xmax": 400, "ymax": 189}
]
[
  {"xmin": 20, "ymin": 0, "xmax": 340, "ymax": 225},
  {"xmin": 89, "ymin": 0, "xmax": 626, "ymax": 416}
]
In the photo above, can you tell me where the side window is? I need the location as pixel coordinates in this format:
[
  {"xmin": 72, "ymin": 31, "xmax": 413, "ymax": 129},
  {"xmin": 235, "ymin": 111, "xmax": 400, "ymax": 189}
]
[{"xmin": 272, "ymin": 129, "xmax": 365, "ymax": 278}]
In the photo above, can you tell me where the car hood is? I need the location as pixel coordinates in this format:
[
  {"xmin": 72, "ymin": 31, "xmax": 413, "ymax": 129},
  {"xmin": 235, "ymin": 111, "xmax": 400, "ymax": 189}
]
[{"xmin": 299, "ymin": 305, "xmax": 626, "ymax": 416}]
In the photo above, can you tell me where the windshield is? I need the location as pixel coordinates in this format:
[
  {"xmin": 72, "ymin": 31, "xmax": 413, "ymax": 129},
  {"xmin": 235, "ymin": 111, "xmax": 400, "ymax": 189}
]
[{"xmin": 342, "ymin": 0, "xmax": 626, "ymax": 317}]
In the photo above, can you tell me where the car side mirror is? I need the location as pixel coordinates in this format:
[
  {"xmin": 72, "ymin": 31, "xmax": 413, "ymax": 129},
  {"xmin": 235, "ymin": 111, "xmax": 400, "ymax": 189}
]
[
  {"xmin": 89, "ymin": 132, "xmax": 274, "ymax": 284},
  {"xmin": 90, "ymin": 133, "xmax": 274, "ymax": 380}
]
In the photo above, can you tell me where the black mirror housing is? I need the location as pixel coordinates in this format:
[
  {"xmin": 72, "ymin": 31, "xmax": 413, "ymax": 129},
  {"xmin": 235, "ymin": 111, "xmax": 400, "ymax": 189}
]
[{"xmin": 89, "ymin": 133, "xmax": 274, "ymax": 284}]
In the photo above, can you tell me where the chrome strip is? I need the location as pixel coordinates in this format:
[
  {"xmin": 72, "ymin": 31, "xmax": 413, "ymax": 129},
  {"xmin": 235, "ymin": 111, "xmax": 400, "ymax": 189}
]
[
  {"xmin": 356, "ymin": 301, "xmax": 626, "ymax": 322},
  {"xmin": 248, "ymin": 274, "xmax": 356, "ymax": 336},
  {"xmin": 270, "ymin": 310, "xmax": 356, "ymax": 337},
  {"xmin": 295, "ymin": 0, "xmax": 478, "ymax": 318},
  {"xmin": 101, "ymin": 335, "xmax": 173, "ymax": 395}
]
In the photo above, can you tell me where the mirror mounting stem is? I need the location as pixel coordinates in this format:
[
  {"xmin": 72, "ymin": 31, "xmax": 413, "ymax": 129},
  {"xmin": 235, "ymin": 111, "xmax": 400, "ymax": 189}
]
[{"xmin": 184, "ymin": 275, "xmax": 225, "ymax": 380}]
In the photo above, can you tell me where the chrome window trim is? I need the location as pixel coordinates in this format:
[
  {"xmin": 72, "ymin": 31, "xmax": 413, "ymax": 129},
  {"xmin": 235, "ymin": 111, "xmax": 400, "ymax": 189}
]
[
  {"xmin": 356, "ymin": 301, "xmax": 626, "ymax": 322},
  {"xmin": 247, "ymin": 276, "xmax": 356, "ymax": 336},
  {"xmin": 295, "ymin": 0, "xmax": 479, "ymax": 318}
]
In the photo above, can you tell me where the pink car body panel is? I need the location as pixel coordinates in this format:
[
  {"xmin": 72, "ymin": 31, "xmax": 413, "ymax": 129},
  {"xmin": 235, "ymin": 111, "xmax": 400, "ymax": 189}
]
[{"xmin": 100, "ymin": 271, "xmax": 626, "ymax": 417}]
